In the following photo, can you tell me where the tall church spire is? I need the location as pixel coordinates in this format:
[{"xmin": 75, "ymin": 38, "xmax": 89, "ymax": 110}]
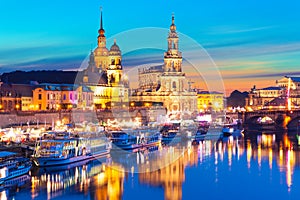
[
  {"xmin": 100, "ymin": 7, "xmax": 103, "ymax": 30},
  {"xmin": 98, "ymin": 7, "xmax": 105, "ymax": 37},
  {"xmin": 94, "ymin": 6, "xmax": 109, "ymax": 71}
]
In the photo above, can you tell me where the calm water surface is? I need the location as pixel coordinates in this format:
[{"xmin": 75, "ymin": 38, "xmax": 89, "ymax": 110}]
[{"xmin": 1, "ymin": 132, "xmax": 300, "ymax": 200}]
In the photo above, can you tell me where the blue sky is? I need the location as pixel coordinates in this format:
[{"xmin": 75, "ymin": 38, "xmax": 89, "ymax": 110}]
[{"xmin": 1, "ymin": 0, "xmax": 300, "ymax": 93}]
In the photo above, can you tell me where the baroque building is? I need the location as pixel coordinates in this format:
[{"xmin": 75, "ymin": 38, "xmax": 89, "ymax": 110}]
[
  {"xmin": 0, "ymin": 83, "xmax": 33, "ymax": 112},
  {"xmin": 245, "ymin": 76, "xmax": 300, "ymax": 110},
  {"xmin": 197, "ymin": 91, "xmax": 224, "ymax": 112},
  {"xmin": 131, "ymin": 15, "xmax": 197, "ymax": 118},
  {"xmin": 32, "ymin": 84, "xmax": 93, "ymax": 111},
  {"xmin": 82, "ymin": 9, "xmax": 129, "ymax": 109}
]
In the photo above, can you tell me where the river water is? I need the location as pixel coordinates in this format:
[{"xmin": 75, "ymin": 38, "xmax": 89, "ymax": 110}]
[{"xmin": 1, "ymin": 131, "xmax": 300, "ymax": 200}]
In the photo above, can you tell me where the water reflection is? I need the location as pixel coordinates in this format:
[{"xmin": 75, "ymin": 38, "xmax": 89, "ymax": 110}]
[
  {"xmin": 2, "ymin": 131, "xmax": 300, "ymax": 199},
  {"xmin": 139, "ymin": 146, "xmax": 198, "ymax": 200},
  {"xmin": 244, "ymin": 132, "xmax": 299, "ymax": 189},
  {"xmin": 29, "ymin": 156, "xmax": 125, "ymax": 200}
]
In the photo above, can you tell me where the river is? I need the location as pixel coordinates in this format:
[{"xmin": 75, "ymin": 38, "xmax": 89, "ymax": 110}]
[{"xmin": 1, "ymin": 131, "xmax": 300, "ymax": 200}]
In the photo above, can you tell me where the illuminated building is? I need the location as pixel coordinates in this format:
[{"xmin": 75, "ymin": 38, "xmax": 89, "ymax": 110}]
[
  {"xmin": 197, "ymin": 91, "xmax": 224, "ymax": 112},
  {"xmin": 131, "ymin": 15, "xmax": 197, "ymax": 119},
  {"xmin": 82, "ymin": 9, "xmax": 129, "ymax": 109},
  {"xmin": 32, "ymin": 84, "xmax": 93, "ymax": 111},
  {"xmin": 246, "ymin": 86, "xmax": 285, "ymax": 110},
  {"xmin": 138, "ymin": 65, "xmax": 164, "ymax": 91},
  {"xmin": 0, "ymin": 83, "xmax": 33, "ymax": 111},
  {"xmin": 245, "ymin": 76, "xmax": 300, "ymax": 110},
  {"xmin": 277, "ymin": 76, "xmax": 300, "ymax": 106}
]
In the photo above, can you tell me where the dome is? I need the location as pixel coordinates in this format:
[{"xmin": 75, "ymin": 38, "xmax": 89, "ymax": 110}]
[
  {"xmin": 94, "ymin": 46, "xmax": 109, "ymax": 56},
  {"xmin": 109, "ymin": 40, "xmax": 121, "ymax": 54}
]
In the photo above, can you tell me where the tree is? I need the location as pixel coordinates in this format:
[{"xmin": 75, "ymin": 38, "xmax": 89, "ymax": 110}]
[{"xmin": 227, "ymin": 90, "xmax": 249, "ymax": 107}]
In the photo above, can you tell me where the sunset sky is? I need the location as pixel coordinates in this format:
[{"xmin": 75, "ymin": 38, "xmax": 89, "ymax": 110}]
[{"xmin": 1, "ymin": 0, "xmax": 300, "ymax": 95}]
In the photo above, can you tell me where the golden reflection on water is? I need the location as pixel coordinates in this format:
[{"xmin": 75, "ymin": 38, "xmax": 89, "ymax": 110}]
[
  {"xmin": 30, "ymin": 160, "xmax": 125, "ymax": 200},
  {"xmin": 93, "ymin": 165, "xmax": 124, "ymax": 200},
  {"xmin": 139, "ymin": 146, "xmax": 198, "ymax": 200}
]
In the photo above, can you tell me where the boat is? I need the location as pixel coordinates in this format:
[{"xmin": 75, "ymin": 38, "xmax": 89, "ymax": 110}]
[
  {"xmin": 222, "ymin": 124, "xmax": 243, "ymax": 137},
  {"xmin": 158, "ymin": 121, "xmax": 181, "ymax": 143},
  {"xmin": 110, "ymin": 131, "xmax": 161, "ymax": 150},
  {"xmin": 32, "ymin": 131, "xmax": 111, "ymax": 167},
  {"xmin": 0, "ymin": 151, "xmax": 32, "ymax": 185},
  {"xmin": 161, "ymin": 130, "xmax": 178, "ymax": 142},
  {"xmin": 196, "ymin": 121, "xmax": 210, "ymax": 135}
]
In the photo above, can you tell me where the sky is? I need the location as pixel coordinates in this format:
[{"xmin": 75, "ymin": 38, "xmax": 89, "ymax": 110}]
[{"xmin": 1, "ymin": 0, "xmax": 300, "ymax": 95}]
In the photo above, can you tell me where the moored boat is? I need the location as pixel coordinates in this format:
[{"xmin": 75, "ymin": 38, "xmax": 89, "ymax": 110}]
[
  {"xmin": 222, "ymin": 124, "xmax": 243, "ymax": 137},
  {"xmin": 0, "ymin": 152, "xmax": 31, "ymax": 184},
  {"xmin": 32, "ymin": 131, "xmax": 111, "ymax": 167},
  {"xmin": 110, "ymin": 131, "xmax": 161, "ymax": 150},
  {"xmin": 161, "ymin": 130, "xmax": 178, "ymax": 142},
  {"xmin": 197, "ymin": 121, "xmax": 210, "ymax": 135}
]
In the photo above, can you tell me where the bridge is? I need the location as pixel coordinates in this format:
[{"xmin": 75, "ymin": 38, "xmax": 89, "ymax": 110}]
[{"xmin": 238, "ymin": 110, "xmax": 300, "ymax": 130}]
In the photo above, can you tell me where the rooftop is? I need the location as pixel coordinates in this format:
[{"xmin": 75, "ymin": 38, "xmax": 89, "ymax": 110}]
[
  {"xmin": 197, "ymin": 91, "xmax": 223, "ymax": 95},
  {"xmin": 260, "ymin": 86, "xmax": 283, "ymax": 91}
]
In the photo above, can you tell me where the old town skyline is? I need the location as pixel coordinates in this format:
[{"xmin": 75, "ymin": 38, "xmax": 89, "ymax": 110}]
[{"xmin": 1, "ymin": 0, "xmax": 300, "ymax": 95}]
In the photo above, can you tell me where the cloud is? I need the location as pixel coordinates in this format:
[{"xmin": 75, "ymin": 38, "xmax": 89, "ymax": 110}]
[
  {"xmin": 206, "ymin": 25, "xmax": 276, "ymax": 35},
  {"xmin": 0, "ymin": 54, "xmax": 85, "ymax": 73}
]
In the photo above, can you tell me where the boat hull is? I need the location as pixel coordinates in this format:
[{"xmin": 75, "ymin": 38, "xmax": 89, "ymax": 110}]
[
  {"xmin": 113, "ymin": 141, "xmax": 160, "ymax": 150},
  {"xmin": 32, "ymin": 150, "xmax": 110, "ymax": 167}
]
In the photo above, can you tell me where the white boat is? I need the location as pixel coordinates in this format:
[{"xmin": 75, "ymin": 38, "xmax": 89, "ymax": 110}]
[
  {"xmin": 0, "ymin": 152, "xmax": 32, "ymax": 184},
  {"xmin": 32, "ymin": 132, "xmax": 111, "ymax": 167},
  {"xmin": 110, "ymin": 131, "xmax": 161, "ymax": 150}
]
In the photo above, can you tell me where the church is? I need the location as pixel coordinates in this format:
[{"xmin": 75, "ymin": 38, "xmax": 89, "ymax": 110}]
[
  {"xmin": 82, "ymin": 9, "xmax": 129, "ymax": 109},
  {"xmin": 131, "ymin": 15, "xmax": 198, "ymax": 119}
]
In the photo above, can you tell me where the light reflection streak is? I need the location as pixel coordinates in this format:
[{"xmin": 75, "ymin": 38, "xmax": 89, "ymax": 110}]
[
  {"xmin": 268, "ymin": 148, "xmax": 273, "ymax": 170},
  {"xmin": 258, "ymin": 145, "xmax": 262, "ymax": 167},
  {"xmin": 247, "ymin": 140, "xmax": 252, "ymax": 168}
]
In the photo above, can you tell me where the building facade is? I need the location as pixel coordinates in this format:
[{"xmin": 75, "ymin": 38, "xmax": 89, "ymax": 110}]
[
  {"xmin": 245, "ymin": 76, "xmax": 300, "ymax": 110},
  {"xmin": 0, "ymin": 83, "xmax": 33, "ymax": 112},
  {"xmin": 276, "ymin": 76, "xmax": 300, "ymax": 106},
  {"xmin": 32, "ymin": 84, "xmax": 93, "ymax": 111},
  {"xmin": 197, "ymin": 91, "xmax": 224, "ymax": 112},
  {"xmin": 138, "ymin": 65, "xmax": 164, "ymax": 91}
]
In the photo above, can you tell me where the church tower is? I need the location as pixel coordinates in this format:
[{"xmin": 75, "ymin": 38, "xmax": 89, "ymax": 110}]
[
  {"xmin": 107, "ymin": 39, "xmax": 123, "ymax": 86},
  {"xmin": 94, "ymin": 7, "xmax": 110, "ymax": 71},
  {"xmin": 159, "ymin": 14, "xmax": 185, "ymax": 93},
  {"xmin": 164, "ymin": 14, "xmax": 182, "ymax": 73},
  {"xmin": 158, "ymin": 14, "xmax": 197, "ymax": 114}
]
